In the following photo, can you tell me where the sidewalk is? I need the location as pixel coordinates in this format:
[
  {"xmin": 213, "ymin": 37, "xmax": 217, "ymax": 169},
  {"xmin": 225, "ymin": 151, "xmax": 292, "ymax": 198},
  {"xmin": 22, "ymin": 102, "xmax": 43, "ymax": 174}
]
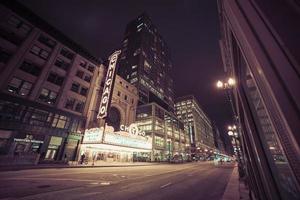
[
  {"xmin": 0, "ymin": 161, "xmax": 160, "ymax": 171},
  {"xmin": 222, "ymin": 165, "xmax": 250, "ymax": 200}
]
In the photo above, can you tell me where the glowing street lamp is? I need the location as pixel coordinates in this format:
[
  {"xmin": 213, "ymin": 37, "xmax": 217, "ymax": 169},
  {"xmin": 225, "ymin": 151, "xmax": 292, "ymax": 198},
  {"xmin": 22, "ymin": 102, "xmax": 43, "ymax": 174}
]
[
  {"xmin": 228, "ymin": 78, "xmax": 236, "ymax": 86},
  {"xmin": 216, "ymin": 77, "xmax": 236, "ymax": 89},
  {"xmin": 216, "ymin": 80, "xmax": 224, "ymax": 88},
  {"xmin": 228, "ymin": 130, "xmax": 234, "ymax": 136}
]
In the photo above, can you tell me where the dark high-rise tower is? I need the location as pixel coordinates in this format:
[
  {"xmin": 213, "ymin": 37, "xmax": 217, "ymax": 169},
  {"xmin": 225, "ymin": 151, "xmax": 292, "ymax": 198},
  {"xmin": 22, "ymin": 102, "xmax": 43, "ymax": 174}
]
[{"xmin": 118, "ymin": 13, "xmax": 174, "ymax": 112}]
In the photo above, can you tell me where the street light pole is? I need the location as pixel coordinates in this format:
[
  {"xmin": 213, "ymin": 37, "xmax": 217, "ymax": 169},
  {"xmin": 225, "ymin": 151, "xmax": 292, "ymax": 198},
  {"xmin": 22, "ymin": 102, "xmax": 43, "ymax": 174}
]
[{"xmin": 168, "ymin": 140, "xmax": 171, "ymax": 162}]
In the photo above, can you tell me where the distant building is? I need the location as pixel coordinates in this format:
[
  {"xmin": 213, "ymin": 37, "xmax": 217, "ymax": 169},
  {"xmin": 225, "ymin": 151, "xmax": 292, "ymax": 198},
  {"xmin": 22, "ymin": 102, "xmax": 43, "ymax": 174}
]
[
  {"xmin": 136, "ymin": 102, "xmax": 190, "ymax": 162},
  {"xmin": 118, "ymin": 13, "xmax": 175, "ymax": 112},
  {"xmin": 0, "ymin": 1, "xmax": 102, "ymax": 164},
  {"xmin": 218, "ymin": 0, "xmax": 300, "ymax": 199},
  {"xmin": 175, "ymin": 95, "xmax": 215, "ymax": 159},
  {"xmin": 212, "ymin": 123, "xmax": 226, "ymax": 154}
]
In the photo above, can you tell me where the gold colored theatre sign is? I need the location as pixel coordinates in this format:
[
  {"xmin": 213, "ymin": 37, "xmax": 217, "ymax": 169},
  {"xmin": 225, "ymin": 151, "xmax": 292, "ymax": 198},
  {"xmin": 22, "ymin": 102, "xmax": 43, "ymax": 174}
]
[{"xmin": 82, "ymin": 124, "xmax": 152, "ymax": 150}]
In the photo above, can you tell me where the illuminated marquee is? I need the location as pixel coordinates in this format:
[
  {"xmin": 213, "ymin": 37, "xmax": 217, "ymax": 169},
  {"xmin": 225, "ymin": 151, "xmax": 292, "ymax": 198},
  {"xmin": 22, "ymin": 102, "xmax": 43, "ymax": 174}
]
[
  {"xmin": 82, "ymin": 125, "xmax": 152, "ymax": 150},
  {"xmin": 82, "ymin": 128, "xmax": 103, "ymax": 143},
  {"xmin": 97, "ymin": 50, "xmax": 121, "ymax": 119}
]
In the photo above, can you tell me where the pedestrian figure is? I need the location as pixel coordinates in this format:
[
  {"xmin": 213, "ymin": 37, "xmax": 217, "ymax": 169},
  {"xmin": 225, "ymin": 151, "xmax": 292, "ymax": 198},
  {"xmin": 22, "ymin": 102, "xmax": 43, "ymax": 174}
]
[{"xmin": 80, "ymin": 153, "xmax": 85, "ymax": 164}]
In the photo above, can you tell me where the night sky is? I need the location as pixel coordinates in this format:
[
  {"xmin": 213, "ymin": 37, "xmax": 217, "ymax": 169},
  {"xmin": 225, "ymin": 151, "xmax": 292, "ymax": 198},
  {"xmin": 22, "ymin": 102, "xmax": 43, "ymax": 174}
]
[{"xmin": 20, "ymin": 0, "xmax": 233, "ymax": 139}]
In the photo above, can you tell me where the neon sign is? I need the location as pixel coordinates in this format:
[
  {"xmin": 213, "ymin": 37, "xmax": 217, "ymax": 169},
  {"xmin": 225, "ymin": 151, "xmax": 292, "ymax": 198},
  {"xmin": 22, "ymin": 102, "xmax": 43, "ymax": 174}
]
[
  {"xmin": 120, "ymin": 123, "xmax": 146, "ymax": 137},
  {"xmin": 97, "ymin": 50, "xmax": 121, "ymax": 119}
]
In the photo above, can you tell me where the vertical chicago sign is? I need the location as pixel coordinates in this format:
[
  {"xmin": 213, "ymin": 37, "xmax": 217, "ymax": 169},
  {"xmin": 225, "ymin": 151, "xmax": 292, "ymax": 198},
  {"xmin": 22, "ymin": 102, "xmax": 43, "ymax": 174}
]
[{"xmin": 97, "ymin": 50, "xmax": 121, "ymax": 119}]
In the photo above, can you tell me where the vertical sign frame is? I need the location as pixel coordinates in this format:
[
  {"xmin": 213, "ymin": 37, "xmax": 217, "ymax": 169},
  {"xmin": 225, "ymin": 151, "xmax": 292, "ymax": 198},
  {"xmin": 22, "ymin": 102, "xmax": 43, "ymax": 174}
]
[{"xmin": 97, "ymin": 50, "xmax": 121, "ymax": 119}]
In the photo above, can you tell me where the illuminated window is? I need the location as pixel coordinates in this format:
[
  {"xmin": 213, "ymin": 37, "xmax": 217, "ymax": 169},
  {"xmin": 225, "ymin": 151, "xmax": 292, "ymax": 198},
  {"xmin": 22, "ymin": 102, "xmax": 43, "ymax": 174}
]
[
  {"xmin": 38, "ymin": 88, "xmax": 57, "ymax": 105},
  {"xmin": 7, "ymin": 77, "xmax": 32, "ymax": 96}
]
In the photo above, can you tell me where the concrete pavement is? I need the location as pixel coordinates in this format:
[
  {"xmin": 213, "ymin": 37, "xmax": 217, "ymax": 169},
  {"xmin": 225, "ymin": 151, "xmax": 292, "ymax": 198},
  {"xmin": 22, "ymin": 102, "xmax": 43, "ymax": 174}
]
[{"xmin": 0, "ymin": 162, "xmax": 234, "ymax": 200}]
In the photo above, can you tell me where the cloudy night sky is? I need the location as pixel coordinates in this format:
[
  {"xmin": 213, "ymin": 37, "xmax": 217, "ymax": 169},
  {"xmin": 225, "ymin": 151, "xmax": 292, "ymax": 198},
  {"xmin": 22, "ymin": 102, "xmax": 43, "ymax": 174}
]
[{"xmin": 19, "ymin": 0, "xmax": 233, "ymax": 137}]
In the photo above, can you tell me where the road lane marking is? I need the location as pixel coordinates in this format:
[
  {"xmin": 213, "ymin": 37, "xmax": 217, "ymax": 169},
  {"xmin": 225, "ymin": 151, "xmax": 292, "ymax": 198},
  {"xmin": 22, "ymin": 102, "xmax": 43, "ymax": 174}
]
[
  {"xmin": 100, "ymin": 182, "xmax": 111, "ymax": 186},
  {"xmin": 160, "ymin": 182, "xmax": 172, "ymax": 189}
]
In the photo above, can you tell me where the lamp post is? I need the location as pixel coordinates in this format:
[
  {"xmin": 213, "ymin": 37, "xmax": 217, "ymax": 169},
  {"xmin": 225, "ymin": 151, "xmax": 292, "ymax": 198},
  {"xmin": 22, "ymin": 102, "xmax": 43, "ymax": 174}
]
[
  {"xmin": 216, "ymin": 77, "xmax": 245, "ymax": 177},
  {"xmin": 167, "ymin": 139, "xmax": 171, "ymax": 162}
]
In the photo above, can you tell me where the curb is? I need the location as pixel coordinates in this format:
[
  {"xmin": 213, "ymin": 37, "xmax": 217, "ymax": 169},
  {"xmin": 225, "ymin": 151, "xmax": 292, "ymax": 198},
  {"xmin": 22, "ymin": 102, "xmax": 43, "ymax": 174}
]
[
  {"xmin": 0, "ymin": 163, "xmax": 161, "ymax": 172},
  {"xmin": 222, "ymin": 166, "xmax": 239, "ymax": 200}
]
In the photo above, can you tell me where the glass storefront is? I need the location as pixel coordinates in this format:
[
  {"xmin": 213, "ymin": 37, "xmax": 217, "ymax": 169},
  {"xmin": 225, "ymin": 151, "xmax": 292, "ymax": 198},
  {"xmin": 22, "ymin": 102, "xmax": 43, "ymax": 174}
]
[
  {"xmin": 45, "ymin": 136, "xmax": 62, "ymax": 160},
  {"xmin": 80, "ymin": 143, "xmax": 151, "ymax": 163},
  {"xmin": 12, "ymin": 134, "xmax": 44, "ymax": 156},
  {"xmin": 241, "ymin": 51, "xmax": 300, "ymax": 199}
]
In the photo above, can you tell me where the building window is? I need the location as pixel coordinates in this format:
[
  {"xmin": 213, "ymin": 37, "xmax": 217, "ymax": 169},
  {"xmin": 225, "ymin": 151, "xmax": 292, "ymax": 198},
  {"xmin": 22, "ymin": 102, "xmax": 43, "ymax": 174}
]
[
  {"xmin": 144, "ymin": 60, "xmax": 151, "ymax": 73},
  {"xmin": 75, "ymin": 70, "xmax": 84, "ymax": 79},
  {"xmin": 75, "ymin": 101, "xmax": 84, "ymax": 112},
  {"xmin": 124, "ymin": 95, "xmax": 128, "ymax": 101},
  {"xmin": 47, "ymin": 73, "xmax": 64, "ymax": 86},
  {"xmin": 80, "ymin": 87, "xmax": 88, "ymax": 96},
  {"xmin": 7, "ymin": 77, "xmax": 32, "ymax": 96},
  {"xmin": 87, "ymin": 65, "xmax": 95, "ymax": 73},
  {"xmin": 130, "ymin": 77, "xmax": 138, "ymax": 84},
  {"xmin": 131, "ymin": 71, "xmax": 137, "ymax": 77},
  {"xmin": 38, "ymin": 34, "xmax": 56, "ymax": 48},
  {"xmin": 71, "ymin": 82, "xmax": 80, "ymax": 93},
  {"xmin": 79, "ymin": 61, "xmax": 87, "ymax": 68},
  {"xmin": 54, "ymin": 58, "xmax": 70, "ymax": 71},
  {"xmin": 83, "ymin": 75, "xmax": 91, "ymax": 83},
  {"xmin": 60, "ymin": 48, "xmax": 74, "ymax": 60},
  {"xmin": 65, "ymin": 98, "xmax": 75, "ymax": 110},
  {"xmin": 19, "ymin": 61, "xmax": 41, "ymax": 76},
  {"xmin": 52, "ymin": 114, "xmax": 69, "ymax": 129},
  {"xmin": 30, "ymin": 45, "xmax": 50, "ymax": 60},
  {"xmin": 7, "ymin": 15, "xmax": 31, "ymax": 35},
  {"xmin": 117, "ymin": 91, "xmax": 121, "ymax": 96},
  {"xmin": 38, "ymin": 88, "xmax": 57, "ymax": 105},
  {"xmin": 0, "ymin": 49, "xmax": 12, "ymax": 64}
]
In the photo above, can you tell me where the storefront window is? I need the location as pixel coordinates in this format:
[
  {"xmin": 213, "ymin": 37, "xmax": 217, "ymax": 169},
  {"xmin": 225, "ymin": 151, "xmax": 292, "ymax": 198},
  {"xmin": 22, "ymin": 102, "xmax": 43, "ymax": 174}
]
[
  {"xmin": 242, "ymin": 54, "xmax": 300, "ymax": 199},
  {"xmin": 45, "ymin": 136, "xmax": 62, "ymax": 160},
  {"xmin": 13, "ymin": 134, "xmax": 43, "ymax": 156}
]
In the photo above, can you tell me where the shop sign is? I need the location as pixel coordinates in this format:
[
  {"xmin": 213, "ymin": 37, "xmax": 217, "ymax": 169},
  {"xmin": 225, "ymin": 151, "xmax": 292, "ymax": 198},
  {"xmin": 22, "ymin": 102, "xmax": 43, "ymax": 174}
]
[
  {"xmin": 67, "ymin": 133, "xmax": 82, "ymax": 141},
  {"xmin": 120, "ymin": 123, "xmax": 146, "ymax": 137},
  {"xmin": 14, "ymin": 138, "xmax": 43, "ymax": 144},
  {"xmin": 97, "ymin": 50, "xmax": 121, "ymax": 119},
  {"xmin": 82, "ymin": 128, "xmax": 103, "ymax": 143}
]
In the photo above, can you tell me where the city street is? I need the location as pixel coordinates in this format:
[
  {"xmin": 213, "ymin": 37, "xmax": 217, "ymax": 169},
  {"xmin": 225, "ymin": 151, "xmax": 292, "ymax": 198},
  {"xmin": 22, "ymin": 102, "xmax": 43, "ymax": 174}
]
[{"xmin": 0, "ymin": 162, "xmax": 234, "ymax": 200}]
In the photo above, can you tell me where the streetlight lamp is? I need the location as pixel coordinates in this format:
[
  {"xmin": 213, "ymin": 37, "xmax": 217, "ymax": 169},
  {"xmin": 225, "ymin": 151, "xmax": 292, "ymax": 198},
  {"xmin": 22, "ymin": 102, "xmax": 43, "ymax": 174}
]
[{"xmin": 216, "ymin": 77, "xmax": 236, "ymax": 89}]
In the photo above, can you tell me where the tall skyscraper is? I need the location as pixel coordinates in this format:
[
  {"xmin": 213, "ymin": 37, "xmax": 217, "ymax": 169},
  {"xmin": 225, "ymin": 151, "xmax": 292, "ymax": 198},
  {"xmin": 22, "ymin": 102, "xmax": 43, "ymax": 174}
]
[{"xmin": 118, "ymin": 13, "xmax": 174, "ymax": 112}]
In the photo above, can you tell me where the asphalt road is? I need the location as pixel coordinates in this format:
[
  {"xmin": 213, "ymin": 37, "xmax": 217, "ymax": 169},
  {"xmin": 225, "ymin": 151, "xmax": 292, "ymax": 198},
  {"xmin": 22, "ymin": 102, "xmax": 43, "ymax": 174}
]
[{"xmin": 0, "ymin": 162, "xmax": 234, "ymax": 200}]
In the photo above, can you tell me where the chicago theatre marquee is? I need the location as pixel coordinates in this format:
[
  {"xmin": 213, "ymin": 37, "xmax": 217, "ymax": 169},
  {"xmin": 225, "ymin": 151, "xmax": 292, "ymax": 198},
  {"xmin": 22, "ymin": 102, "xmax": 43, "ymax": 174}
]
[{"xmin": 80, "ymin": 51, "xmax": 151, "ymax": 162}]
